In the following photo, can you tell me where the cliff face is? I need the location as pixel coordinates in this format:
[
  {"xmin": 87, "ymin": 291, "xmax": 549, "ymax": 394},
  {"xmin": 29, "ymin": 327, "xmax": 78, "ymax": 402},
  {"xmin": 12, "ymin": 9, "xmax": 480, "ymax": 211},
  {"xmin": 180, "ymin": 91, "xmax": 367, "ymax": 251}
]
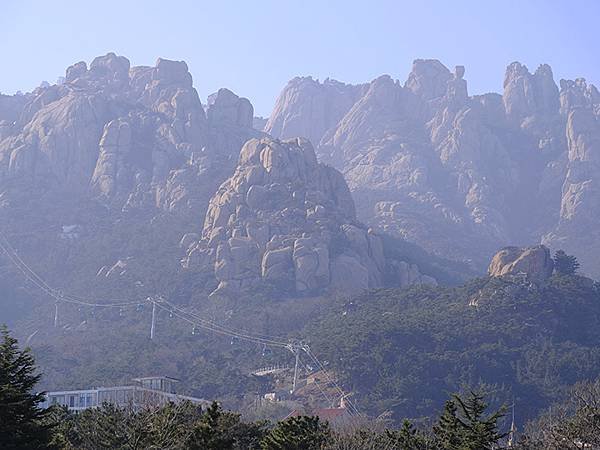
[
  {"xmin": 263, "ymin": 77, "xmax": 367, "ymax": 148},
  {"xmin": 0, "ymin": 53, "xmax": 260, "ymax": 218},
  {"xmin": 0, "ymin": 54, "xmax": 441, "ymax": 299},
  {"xmin": 266, "ymin": 60, "xmax": 600, "ymax": 276},
  {"xmin": 542, "ymin": 79, "xmax": 600, "ymax": 273},
  {"xmin": 183, "ymin": 136, "xmax": 435, "ymax": 296}
]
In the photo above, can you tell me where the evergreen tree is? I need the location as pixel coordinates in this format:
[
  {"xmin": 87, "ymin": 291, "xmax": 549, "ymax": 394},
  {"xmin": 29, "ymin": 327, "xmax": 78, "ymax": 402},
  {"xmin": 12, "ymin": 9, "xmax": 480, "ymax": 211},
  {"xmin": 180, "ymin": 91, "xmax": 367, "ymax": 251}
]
[
  {"xmin": 0, "ymin": 325, "xmax": 54, "ymax": 449},
  {"xmin": 434, "ymin": 392, "xmax": 506, "ymax": 450},
  {"xmin": 187, "ymin": 401, "xmax": 236, "ymax": 449},
  {"xmin": 186, "ymin": 401, "xmax": 266, "ymax": 450},
  {"xmin": 389, "ymin": 419, "xmax": 431, "ymax": 449},
  {"xmin": 453, "ymin": 391, "xmax": 507, "ymax": 450},
  {"xmin": 147, "ymin": 401, "xmax": 201, "ymax": 448},
  {"xmin": 554, "ymin": 250, "xmax": 580, "ymax": 275},
  {"xmin": 261, "ymin": 415, "xmax": 330, "ymax": 450},
  {"xmin": 433, "ymin": 400, "xmax": 464, "ymax": 450}
]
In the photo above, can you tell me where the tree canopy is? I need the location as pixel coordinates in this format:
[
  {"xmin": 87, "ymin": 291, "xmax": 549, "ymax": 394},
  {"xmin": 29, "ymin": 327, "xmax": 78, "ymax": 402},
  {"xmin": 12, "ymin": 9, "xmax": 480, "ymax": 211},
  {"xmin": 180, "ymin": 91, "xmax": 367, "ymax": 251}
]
[
  {"xmin": 553, "ymin": 250, "xmax": 580, "ymax": 275},
  {"xmin": 0, "ymin": 325, "xmax": 54, "ymax": 449}
]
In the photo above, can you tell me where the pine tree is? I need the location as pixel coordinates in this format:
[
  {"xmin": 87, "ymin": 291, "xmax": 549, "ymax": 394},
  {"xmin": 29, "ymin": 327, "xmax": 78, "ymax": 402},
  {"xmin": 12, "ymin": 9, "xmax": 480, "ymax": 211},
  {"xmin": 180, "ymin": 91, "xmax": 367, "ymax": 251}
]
[
  {"xmin": 187, "ymin": 401, "xmax": 236, "ymax": 449},
  {"xmin": 554, "ymin": 250, "xmax": 580, "ymax": 275},
  {"xmin": 453, "ymin": 391, "xmax": 507, "ymax": 450},
  {"xmin": 261, "ymin": 415, "xmax": 330, "ymax": 450},
  {"xmin": 434, "ymin": 392, "xmax": 507, "ymax": 450},
  {"xmin": 0, "ymin": 325, "xmax": 54, "ymax": 449},
  {"xmin": 392, "ymin": 419, "xmax": 431, "ymax": 449},
  {"xmin": 186, "ymin": 400, "xmax": 266, "ymax": 449},
  {"xmin": 433, "ymin": 400, "xmax": 464, "ymax": 450}
]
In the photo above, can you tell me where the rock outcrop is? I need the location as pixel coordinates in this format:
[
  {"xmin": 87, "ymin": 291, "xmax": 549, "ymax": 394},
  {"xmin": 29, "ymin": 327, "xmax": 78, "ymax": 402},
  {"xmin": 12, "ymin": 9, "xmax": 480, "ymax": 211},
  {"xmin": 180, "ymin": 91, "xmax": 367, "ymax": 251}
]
[
  {"xmin": 542, "ymin": 79, "xmax": 600, "ymax": 273},
  {"xmin": 184, "ymin": 136, "xmax": 390, "ymax": 296},
  {"xmin": 267, "ymin": 60, "xmax": 600, "ymax": 276},
  {"xmin": 0, "ymin": 53, "xmax": 260, "ymax": 219},
  {"xmin": 488, "ymin": 245, "xmax": 554, "ymax": 283},
  {"xmin": 183, "ymin": 137, "xmax": 437, "ymax": 296},
  {"xmin": 264, "ymin": 77, "xmax": 366, "ymax": 148},
  {"xmin": 0, "ymin": 53, "xmax": 443, "ymax": 302}
]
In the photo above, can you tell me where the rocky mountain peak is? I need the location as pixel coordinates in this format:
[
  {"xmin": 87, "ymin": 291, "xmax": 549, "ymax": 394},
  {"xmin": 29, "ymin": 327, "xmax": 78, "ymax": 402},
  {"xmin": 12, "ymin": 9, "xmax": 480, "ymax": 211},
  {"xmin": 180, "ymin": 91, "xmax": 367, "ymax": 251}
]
[
  {"xmin": 266, "ymin": 59, "xmax": 600, "ymax": 276},
  {"xmin": 183, "ymin": 136, "xmax": 389, "ymax": 296},
  {"xmin": 264, "ymin": 76, "xmax": 366, "ymax": 148},
  {"xmin": 0, "ymin": 52, "xmax": 260, "ymax": 218},
  {"xmin": 405, "ymin": 59, "xmax": 452, "ymax": 100},
  {"xmin": 207, "ymin": 88, "xmax": 253, "ymax": 128},
  {"xmin": 503, "ymin": 61, "xmax": 559, "ymax": 122},
  {"xmin": 559, "ymin": 77, "xmax": 600, "ymax": 115},
  {"xmin": 63, "ymin": 53, "xmax": 133, "ymax": 93},
  {"xmin": 152, "ymin": 58, "xmax": 192, "ymax": 86},
  {"xmin": 89, "ymin": 52, "xmax": 131, "ymax": 83}
]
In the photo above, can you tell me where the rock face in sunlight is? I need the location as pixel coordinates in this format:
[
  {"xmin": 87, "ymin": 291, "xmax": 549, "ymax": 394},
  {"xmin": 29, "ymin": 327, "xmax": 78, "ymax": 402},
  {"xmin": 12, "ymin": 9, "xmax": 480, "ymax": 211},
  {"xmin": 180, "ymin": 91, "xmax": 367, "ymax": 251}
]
[
  {"xmin": 184, "ymin": 136, "xmax": 393, "ymax": 296},
  {"xmin": 0, "ymin": 52, "xmax": 440, "ymax": 301},
  {"xmin": 267, "ymin": 60, "xmax": 600, "ymax": 277},
  {"xmin": 0, "ymin": 53, "xmax": 260, "ymax": 218},
  {"xmin": 542, "ymin": 79, "xmax": 600, "ymax": 276},
  {"xmin": 264, "ymin": 77, "xmax": 366, "ymax": 147},
  {"xmin": 488, "ymin": 245, "xmax": 554, "ymax": 283}
]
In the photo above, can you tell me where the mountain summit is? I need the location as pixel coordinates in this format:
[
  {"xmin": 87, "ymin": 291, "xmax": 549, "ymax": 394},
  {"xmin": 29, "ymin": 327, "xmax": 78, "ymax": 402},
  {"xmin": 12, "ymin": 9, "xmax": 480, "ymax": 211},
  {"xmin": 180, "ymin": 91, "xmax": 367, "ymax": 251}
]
[{"xmin": 266, "ymin": 60, "xmax": 600, "ymax": 276}]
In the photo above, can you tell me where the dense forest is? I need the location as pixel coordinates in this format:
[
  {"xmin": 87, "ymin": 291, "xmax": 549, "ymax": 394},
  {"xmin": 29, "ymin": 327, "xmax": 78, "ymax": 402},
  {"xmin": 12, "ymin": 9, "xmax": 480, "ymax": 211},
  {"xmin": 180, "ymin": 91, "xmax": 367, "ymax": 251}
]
[
  {"xmin": 3, "ymin": 323, "xmax": 600, "ymax": 449},
  {"xmin": 4, "ymin": 249, "xmax": 600, "ymax": 429},
  {"xmin": 309, "ymin": 274, "xmax": 600, "ymax": 423}
]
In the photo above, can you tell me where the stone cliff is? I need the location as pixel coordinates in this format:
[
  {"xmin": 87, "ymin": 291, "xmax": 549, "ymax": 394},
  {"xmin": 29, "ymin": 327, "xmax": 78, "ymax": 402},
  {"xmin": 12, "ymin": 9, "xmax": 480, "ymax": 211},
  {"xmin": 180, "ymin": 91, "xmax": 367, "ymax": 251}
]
[
  {"xmin": 183, "ymin": 137, "xmax": 435, "ymax": 296},
  {"xmin": 266, "ymin": 60, "xmax": 600, "ymax": 276},
  {"xmin": 0, "ymin": 53, "xmax": 260, "ymax": 219},
  {"xmin": 0, "ymin": 55, "xmax": 440, "ymax": 298}
]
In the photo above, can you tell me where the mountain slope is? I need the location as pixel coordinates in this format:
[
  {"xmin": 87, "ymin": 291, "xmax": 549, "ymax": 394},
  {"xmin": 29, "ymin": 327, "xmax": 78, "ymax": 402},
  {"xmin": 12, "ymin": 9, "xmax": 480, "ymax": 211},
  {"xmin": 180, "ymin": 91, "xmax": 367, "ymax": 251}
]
[
  {"xmin": 307, "ymin": 273, "xmax": 600, "ymax": 423},
  {"xmin": 266, "ymin": 60, "xmax": 600, "ymax": 276}
]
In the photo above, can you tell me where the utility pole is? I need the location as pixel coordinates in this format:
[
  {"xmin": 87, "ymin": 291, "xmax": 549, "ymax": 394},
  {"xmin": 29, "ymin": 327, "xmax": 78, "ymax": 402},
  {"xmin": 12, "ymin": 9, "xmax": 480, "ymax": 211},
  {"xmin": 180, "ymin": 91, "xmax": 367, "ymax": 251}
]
[
  {"xmin": 150, "ymin": 297, "xmax": 157, "ymax": 340},
  {"xmin": 54, "ymin": 290, "xmax": 64, "ymax": 328},
  {"xmin": 292, "ymin": 348, "xmax": 300, "ymax": 393},
  {"xmin": 286, "ymin": 340, "xmax": 310, "ymax": 394}
]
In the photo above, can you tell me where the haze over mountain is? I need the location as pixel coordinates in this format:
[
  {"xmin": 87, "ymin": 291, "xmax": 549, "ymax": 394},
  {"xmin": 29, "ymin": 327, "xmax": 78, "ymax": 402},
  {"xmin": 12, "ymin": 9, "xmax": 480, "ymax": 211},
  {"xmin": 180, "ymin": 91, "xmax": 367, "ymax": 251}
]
[
  {"xmin": 1, "ymin": 53, "xmax": 456, "ymax": 312},
  {"xmin": 266, "ymin": 60, "xmax": 600, "ymax": 277},
  {"xmin": 4, "ymin": 4, "xmax": 600, "ymax": 448},
  {"xmin": 2, "ymin": 51, "xmax": 600, "ymax": 304},
  {"xmin": 0, "ymin": 45, "xmax": 600, "ymax": 440}
]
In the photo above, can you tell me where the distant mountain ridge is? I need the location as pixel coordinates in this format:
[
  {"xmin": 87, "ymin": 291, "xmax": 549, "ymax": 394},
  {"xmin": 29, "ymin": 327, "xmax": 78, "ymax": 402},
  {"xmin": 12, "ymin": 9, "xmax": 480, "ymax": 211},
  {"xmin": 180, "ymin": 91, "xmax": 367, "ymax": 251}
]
[
  {"xmin": 3, "ymin": 53, "xmax": 599, "ymax": 423},
  {"xmin": 0, "ymin": 53, "xmax": 260, "ymax": 218},
  {"xmin": 0, "ymin": 53, "xmax": 448, "ymax": 300},
  {"xmin": 266, "ymin": 60, "xmax": 600, "ymax": 277}
]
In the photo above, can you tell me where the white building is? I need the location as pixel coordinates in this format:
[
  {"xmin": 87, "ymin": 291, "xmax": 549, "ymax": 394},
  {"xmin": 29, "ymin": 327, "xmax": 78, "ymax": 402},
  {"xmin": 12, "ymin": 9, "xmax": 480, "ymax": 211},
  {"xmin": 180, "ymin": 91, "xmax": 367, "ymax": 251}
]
[{"xmin": 41, "ymin": 376, "xmax": 208, "ymax": 412}]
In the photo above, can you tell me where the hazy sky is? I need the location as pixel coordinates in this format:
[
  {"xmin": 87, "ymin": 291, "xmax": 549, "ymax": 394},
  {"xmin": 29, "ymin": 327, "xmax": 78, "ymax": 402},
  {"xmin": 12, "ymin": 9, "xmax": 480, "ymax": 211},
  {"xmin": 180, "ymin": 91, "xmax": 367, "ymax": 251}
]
[{"xmin": 2, "ymin": 0, "xmax": 599, "ymax": 116}]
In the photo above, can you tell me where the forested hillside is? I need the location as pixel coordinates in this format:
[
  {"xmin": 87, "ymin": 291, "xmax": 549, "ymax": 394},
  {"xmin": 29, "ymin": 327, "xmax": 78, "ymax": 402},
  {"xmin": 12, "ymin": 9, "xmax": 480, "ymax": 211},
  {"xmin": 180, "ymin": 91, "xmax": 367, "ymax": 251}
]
[{"xmin": 309, "ymin": 274, "xmax": 600, "ymax": 423}]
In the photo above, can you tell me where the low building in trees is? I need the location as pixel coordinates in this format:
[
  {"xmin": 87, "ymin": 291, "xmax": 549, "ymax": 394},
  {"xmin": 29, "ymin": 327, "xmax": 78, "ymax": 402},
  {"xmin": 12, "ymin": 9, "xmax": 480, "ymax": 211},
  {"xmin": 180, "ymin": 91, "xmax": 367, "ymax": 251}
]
[{"xmin": 40, "ymin": 375, "xmax": 208, "ymax": 412}]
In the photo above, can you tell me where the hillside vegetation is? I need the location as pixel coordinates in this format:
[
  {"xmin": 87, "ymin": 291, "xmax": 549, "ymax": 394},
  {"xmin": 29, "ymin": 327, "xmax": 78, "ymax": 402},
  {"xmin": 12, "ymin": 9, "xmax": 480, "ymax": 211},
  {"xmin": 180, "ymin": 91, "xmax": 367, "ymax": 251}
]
[{"xmin": 308, "ymin": 274, "xmax": 600, "ymax": 423}]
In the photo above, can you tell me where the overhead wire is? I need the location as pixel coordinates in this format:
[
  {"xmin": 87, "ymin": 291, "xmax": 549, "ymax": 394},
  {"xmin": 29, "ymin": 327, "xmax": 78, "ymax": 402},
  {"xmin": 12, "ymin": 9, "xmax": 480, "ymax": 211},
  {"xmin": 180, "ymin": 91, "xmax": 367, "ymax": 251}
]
[
  {"xmin": 159, "ymin": 297, "xmax": 289, "ymax": 347},
  {"xmin": 152, "ymin": 301, "xmax": 287, "ymax": 348},
  {"xmin": 1, "ymin": 229, "xmax": 358, "ymax": 412},
  {"xmin": 0, "ymin": 230, "xmax": 140, "ymax": 308},
  {"xmin": 296, "ymin": 357, "xmax": 338, "ymax": 411},
  {"xmin": 304, "ymin": 348, "xmax": 361, "ymax": 416}
]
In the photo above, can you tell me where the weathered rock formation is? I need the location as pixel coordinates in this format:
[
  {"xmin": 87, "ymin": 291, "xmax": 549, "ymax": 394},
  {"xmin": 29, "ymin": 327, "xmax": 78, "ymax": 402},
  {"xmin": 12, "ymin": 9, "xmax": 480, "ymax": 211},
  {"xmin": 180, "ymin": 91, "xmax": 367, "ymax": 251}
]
[
  {"xmin": 264, "ymin": 77, "xmax": 366, "ymax": 147},
  {"xmin": 488, "ymin": 245, "xmax": 554, "ymax": 283},
  {"xmin": 0, "ymin": 53, "xmax": 443, "ymax": 301},
  {"xmin": 184, "ymin": 137, "xmax": 434, "ymax": 296},
  {"xmin": 267, "ymin": 60, "xmax": 600, "ymax": 277},
  {"xmin": 542, "ymin": 79, "xmax": 600, "ymax": 274},
  {"xmin": 0, "ymin": 53, "xmax": 260, "ymax": 219}
]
